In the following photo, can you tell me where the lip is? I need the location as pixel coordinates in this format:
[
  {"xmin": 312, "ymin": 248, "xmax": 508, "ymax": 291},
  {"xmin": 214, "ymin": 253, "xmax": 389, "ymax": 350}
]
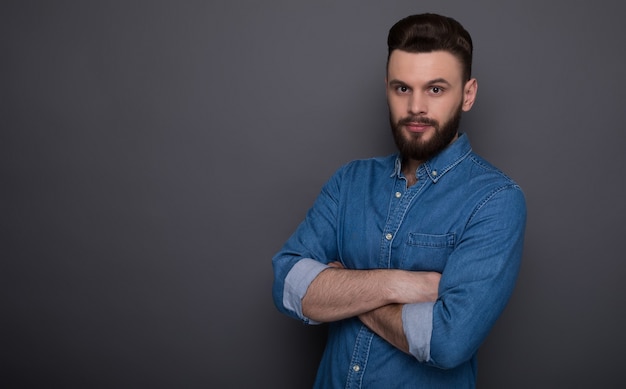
[{"xmin": 404, "ymin": 123, "xmax": 432, "ymax": 133}]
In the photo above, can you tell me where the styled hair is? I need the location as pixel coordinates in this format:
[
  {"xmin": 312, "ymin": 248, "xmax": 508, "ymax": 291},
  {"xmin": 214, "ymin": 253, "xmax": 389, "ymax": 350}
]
[{"xmin": 387, "ymin": 13, "xmax": 473, "ymax": 81}]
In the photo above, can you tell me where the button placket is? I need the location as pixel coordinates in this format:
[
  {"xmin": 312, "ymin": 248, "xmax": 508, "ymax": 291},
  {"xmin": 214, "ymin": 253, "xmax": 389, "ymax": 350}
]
[{"xmin": 379, "ymin": 175, "xmax": 425, "ymax": 269}]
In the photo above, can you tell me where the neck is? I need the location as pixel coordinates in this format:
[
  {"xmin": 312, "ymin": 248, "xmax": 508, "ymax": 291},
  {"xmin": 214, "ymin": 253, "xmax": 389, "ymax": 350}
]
[{"xmin": 402, "ymin": 157, "xmax": 421, "ymax": 187}]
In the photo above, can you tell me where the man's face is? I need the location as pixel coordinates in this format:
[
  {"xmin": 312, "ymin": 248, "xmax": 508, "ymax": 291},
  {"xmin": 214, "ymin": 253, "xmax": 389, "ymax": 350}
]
[{"xmin": 386, "ymin": 50, "xmax": 477, "ymax": 162}]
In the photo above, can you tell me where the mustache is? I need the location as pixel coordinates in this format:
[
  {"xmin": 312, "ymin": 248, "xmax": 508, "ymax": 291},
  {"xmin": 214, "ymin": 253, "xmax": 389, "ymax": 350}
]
[{"xmin": 397, "ymin": 116, "xmax": 438, "ymax": 127}]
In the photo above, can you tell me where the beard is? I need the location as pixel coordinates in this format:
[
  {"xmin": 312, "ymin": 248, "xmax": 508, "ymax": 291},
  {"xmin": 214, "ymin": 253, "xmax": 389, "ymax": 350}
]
[{"xmin": 390, "ymin": 105, "xmax": 462, "ymax": 162}]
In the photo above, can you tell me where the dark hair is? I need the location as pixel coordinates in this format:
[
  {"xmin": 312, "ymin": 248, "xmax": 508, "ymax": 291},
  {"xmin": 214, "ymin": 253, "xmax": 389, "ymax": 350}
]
[{"xmin": 387, "ymin": 13, "xmax": 473, "ymax": 81}]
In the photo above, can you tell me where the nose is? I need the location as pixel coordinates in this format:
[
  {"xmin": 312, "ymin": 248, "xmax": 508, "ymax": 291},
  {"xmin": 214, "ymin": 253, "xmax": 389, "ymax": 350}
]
[{"xmin": 408, "ymin": 94, "xmax": 426, "ymax": 115}]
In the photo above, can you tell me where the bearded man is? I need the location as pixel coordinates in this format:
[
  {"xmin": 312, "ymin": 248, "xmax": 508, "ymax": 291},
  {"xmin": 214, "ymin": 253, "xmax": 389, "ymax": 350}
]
[{"xmin": 272, "ymin": 13, "xmax": 526, "ymax": 388}]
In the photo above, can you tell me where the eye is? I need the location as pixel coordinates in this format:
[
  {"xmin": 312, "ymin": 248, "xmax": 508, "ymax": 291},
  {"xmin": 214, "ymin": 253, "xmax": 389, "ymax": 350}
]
[
  {"xmin": 396, "ymin": 85, "xmax": 410, "ymax": 94},
  {"xmin": 429, "ymin": 86, "xmax": 444, "ymax": 95}
]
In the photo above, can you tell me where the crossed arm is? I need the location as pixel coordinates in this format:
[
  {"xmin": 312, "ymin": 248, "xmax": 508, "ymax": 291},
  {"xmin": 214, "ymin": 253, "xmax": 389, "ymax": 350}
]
[{"xmin": 302, "ymin": 261, "xmax": 440, "ymax": 354}]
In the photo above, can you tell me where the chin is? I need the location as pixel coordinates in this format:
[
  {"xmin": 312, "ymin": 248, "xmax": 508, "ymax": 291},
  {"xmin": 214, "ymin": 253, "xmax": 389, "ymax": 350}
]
[{"xmin": 404, "ymin": 130, "xmax": 432, "ymax": 143}]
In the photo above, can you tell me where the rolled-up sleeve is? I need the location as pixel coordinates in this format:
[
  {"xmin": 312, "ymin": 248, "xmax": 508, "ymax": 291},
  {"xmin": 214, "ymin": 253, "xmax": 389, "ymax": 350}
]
[
  {"xmin": 283, "ymin": 259, "xmax": 329, "ymax": 324},
  {"xmin": 402, "ymin": 301, "xmax": 435, "ymax": 362}
]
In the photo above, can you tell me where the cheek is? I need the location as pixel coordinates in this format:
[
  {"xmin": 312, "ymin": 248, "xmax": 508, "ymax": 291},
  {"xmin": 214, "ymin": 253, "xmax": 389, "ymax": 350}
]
[
  {"xmin": 389, "ymin": 108, "xmax": 403, "ymax": 126},
  {"xmin": 434, "ymin": 99, "xmax": 462, "ymax": 119},
  {"xmin": 387, "ymin": 98, "xmax": 406, "ymax": 119}
]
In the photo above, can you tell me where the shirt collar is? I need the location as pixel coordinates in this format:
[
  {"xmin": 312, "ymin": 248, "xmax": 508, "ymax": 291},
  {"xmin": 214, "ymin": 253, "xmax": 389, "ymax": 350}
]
[{"xmin": 391, "ymin": 132, "xmax": 473, "ymax": 183}]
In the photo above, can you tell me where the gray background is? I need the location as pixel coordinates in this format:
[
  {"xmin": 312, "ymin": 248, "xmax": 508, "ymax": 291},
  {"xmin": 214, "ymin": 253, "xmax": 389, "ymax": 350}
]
[{"xmin": 2, "ymin": 1, "xmax": 625, "ymax": 388}]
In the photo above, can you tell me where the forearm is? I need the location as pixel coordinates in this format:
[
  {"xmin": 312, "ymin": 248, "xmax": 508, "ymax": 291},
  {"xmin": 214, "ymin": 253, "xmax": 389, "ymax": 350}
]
[
  {"xmin": 359, "ymin": 304, "xmax": 409, "ymax": 353},
  {"xmin": 301, "ymin": 267, "xmax": 398, "ymax": 322},
  {"xmin": 302, "ymin": 264, "xmax": 439, "ymax": 323}
]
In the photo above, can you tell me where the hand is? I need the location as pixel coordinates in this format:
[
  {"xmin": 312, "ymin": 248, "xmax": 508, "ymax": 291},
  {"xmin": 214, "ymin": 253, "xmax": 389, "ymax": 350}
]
[{"xmin": 393, "ymin": 270, "xmax": 440, "ymax": 303}]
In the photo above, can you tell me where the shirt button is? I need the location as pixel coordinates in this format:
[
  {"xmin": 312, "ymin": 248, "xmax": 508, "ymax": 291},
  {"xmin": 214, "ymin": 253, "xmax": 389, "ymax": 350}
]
[
  {"xmin": 385, "ymin": 233, "xmax": 393, "ymax": 241},
  {"xmin": 353, "ymin": 364, "xmax": 361, "ymax": 372},
  {"xmin": 395, "ymin": 191, "xmax": 402, "ymax": 198},
  {"xmin": 432, "ymin": 170, "xmax": 438, "ymax": 176}
]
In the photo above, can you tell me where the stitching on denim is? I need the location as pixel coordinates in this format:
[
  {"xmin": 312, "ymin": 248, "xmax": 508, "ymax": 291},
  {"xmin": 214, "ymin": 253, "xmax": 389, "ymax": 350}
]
[{"xmin": 467, "ymin": 184, "xmax": 521, "ymax": 226}]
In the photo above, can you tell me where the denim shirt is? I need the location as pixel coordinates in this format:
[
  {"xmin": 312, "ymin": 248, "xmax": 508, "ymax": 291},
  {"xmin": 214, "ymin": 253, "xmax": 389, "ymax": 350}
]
[{"xmin": 272, "ymin": 133, "xmax": 526, "ymax": 388}]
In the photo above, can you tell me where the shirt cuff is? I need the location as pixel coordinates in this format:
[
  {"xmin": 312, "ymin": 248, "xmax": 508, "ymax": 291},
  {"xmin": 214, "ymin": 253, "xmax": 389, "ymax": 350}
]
[
  {"xmin": 402, "ymin": 301, "xmax": 435, "ymax": 362},
  {"xmin": 283, "ymin": 258, "xmax": 329, "ymax": 325}
]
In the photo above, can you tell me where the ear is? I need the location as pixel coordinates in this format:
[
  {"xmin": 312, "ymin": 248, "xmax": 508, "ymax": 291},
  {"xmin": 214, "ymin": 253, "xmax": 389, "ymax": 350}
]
[{"xmin": 461, "ymin": 78, "xmax": 478, "ymax": 112}]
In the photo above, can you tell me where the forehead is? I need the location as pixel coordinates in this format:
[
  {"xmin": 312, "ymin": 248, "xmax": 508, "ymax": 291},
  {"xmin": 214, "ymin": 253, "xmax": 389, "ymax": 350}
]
[{"xmin": 387, "ymin": 50, "xmax": 464, "ymax": 85}]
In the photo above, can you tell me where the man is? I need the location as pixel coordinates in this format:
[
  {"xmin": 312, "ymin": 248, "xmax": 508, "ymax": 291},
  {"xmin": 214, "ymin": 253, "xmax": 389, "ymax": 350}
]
[{"xmin": 272, "ymin": 13, "xmax": 526, "ymax": 388}]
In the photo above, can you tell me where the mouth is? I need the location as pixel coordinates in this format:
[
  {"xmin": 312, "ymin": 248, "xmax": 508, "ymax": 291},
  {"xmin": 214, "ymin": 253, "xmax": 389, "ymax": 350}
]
[{"xmin": 404, "ymin": 122, "xmax": 433, "ymax": 133}]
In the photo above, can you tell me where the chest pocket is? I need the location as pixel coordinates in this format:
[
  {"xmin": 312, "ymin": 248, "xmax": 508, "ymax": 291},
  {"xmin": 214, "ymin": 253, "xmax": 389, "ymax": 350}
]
[{"xmin": 400, "ymin": 232, "xmax": 455, "ymax": 272}]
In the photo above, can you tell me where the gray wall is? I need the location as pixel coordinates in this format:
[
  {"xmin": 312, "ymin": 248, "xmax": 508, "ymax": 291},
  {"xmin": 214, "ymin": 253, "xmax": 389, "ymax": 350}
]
[{"xmin": 3, "ymin": 1, "xmax": 625, "ymax": 388}]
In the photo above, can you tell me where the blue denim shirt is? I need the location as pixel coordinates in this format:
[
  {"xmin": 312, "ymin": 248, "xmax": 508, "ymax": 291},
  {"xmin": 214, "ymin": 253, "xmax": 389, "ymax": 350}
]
[{"xmin": 272, "ymin": 133, "xmax": 526, "ymax": 388}]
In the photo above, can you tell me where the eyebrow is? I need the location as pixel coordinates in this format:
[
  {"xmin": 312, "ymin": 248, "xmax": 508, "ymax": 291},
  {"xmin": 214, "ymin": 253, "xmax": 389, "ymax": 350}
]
[
  {"xmin": 388, "ymin": 78, "xmax": 452, "ymax": 86},
  {"xmin": 426, "ymin": 78, "xmax": 452, "ymax": 86}
]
